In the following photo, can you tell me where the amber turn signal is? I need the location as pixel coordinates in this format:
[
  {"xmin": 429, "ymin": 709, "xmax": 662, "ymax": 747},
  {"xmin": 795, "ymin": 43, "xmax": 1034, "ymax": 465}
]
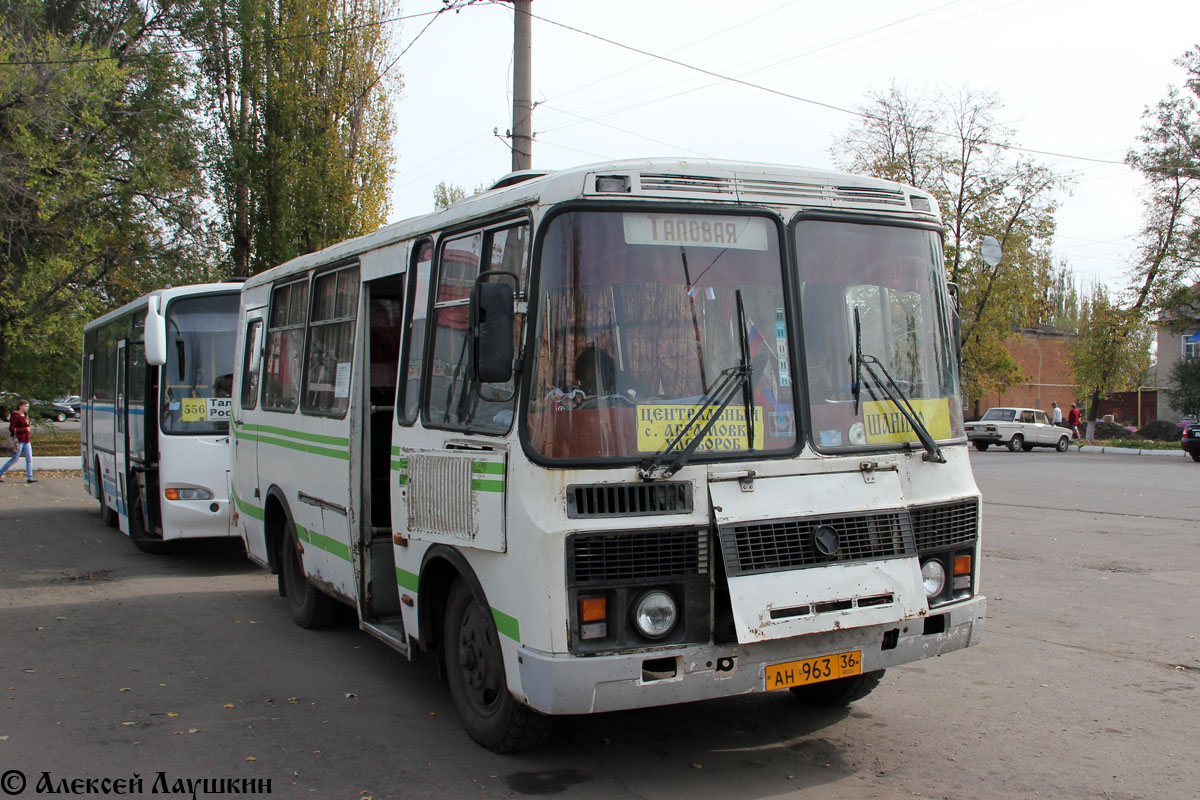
[
  {"xmin": 163, "ymin": 488, "xmax": 180, "ymax": 501},
  {"xmin": 580, "ymin": 596, "xmax": 607, "ymax": 622},
  {"xmin": 953, "ymin": 555, "xmax": 972, "ymax": 576}
]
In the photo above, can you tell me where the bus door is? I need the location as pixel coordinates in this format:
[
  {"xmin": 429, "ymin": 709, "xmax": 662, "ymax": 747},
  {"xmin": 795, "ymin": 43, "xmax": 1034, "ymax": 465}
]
[
  {"xmin": 115, "ymin": 340, "xmax": 130, "ymax": 533},
  {"xmin": 358, "ymin": 275, "xmax": 406, "ymax": 625},
  {"xmin": 233, "ymin": 307, "xmax": 266, "ymax": 562},
  {"xmin": 83, "ymin": 353, "xmax": 95, "ymax": 496}
]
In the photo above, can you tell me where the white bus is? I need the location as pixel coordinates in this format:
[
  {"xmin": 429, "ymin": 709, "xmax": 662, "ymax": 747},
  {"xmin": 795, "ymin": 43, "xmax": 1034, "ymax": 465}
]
[
  {"xmin": 230, "ymin": 160, "xmax": 985, "ymax": 751},
  {"xmin": 82, "ymin": 283, "xmax": 242, "ymax": 552}
]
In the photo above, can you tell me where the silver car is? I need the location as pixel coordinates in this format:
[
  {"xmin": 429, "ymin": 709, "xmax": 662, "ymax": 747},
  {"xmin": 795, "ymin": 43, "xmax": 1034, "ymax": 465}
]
[{"xmin": 966, "ymin": 407, "xmax": 1071, "ymax": 452}]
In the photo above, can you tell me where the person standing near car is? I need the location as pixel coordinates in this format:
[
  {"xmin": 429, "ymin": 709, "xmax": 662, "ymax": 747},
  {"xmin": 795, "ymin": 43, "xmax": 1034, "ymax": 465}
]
[
  {"xmin": 0, "ymin": 399, "xmax": 36, "ymax": 483},
  {"xmin": 1068, "ymin": 403, "xmax": 1082, "ymax": 439},
  {"xmin": 1051, "ymin": 402, "xmax": 1063, "ymax": 426}
]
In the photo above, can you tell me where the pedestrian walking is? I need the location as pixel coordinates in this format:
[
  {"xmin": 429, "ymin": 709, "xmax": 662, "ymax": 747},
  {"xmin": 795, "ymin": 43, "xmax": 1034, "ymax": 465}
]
[
  {"xmin": 1051, "ymin": 402, "xmax": 1063, "ymax": 426},
  {"xmin": 0, "ymin": 399, "xmax": 37, "ymax": 483},
  {"xmin": 1067, "ymin": 403, "xmax": 1082, "ymax": 439}
]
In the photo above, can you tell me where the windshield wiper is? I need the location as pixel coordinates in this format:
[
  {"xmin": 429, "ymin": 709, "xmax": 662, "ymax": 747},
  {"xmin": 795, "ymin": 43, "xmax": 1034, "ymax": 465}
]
[
  {"xmin": 852, "ymin": 306, "xmax": 945, "ymax": 464},
  {"xmin": 639, "ymin": 291, "xmax": 755, "ymax": 481}
]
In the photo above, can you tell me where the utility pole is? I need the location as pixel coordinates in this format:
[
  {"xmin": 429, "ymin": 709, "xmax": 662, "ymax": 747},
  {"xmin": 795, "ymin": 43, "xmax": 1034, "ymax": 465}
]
[{"xmin": 511, "ymin": 0, "xmax": 533, "ymax": 171}]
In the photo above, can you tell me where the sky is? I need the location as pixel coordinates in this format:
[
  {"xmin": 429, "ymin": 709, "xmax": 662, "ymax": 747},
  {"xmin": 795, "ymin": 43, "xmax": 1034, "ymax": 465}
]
[{"xmin": 387, "ymin": 0, "xmax": 1200, "ymax": 294}]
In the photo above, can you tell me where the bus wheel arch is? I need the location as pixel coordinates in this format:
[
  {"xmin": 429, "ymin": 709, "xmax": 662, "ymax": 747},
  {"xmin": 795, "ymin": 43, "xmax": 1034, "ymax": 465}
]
[{"xmin": 416, "ymin": 546, "xmax": 489, "ymax": 657}]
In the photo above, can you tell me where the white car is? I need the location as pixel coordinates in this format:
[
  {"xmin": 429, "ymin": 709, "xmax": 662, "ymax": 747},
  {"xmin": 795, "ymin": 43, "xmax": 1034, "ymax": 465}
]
[{"xmin": 966, "ymin": 407, "xmax": 1071, "ymax": 452}]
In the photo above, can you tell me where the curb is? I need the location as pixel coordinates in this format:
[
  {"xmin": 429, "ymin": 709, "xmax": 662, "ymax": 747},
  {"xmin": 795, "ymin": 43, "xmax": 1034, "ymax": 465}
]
[
  {"xmin": 1075, "ymin": 445, "xmax": 1187, "ymax": 457},
  {"xmin": 32, "ymin": 456, "xmax": 82, "ymax": 470}
]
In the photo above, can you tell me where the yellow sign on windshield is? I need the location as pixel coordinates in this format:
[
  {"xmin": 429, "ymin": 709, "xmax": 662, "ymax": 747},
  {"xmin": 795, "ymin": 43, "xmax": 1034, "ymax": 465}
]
[
  {"xmin": 637, "ymin": 405, "xmax": 765, "ymax": 452},
  {"xmin": 862, "ymin": 398, "xmax": 952, "ymax": 444}
]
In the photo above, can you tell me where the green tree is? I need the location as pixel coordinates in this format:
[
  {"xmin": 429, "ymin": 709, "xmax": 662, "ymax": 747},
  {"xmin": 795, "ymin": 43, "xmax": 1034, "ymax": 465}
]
[
  {"xmin": 433, "ymin": 181, "xmax": 469, "ymax": 210},
  {"xmin": 832, "ymin": 83, "xmax": 1066, "ymax": 410},
  {"xmin": 1125, "ymin": 47, "xmax": 1200, "ymax": 315},
  {"xmin": 1166, "ymin": 355, "xmax": 1200, "ymax": 418},
  {"xmin": 0, "ymin": 0, "xmax": 213, "ymax": 394},
  {"xmin": 1043, "ymin": 261, "xmax": 1081, "ymax": 332},
  {"xmin": 1070, "ymin": 285, "xmax": 1152, "ymax": 429},
  {"xmin": 187, "ymin": 0, "xmax": 399, "ymax": 277}
]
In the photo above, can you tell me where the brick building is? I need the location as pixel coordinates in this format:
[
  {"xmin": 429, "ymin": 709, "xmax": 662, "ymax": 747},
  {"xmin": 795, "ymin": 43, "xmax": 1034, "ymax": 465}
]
[
  {"xmin": 1153, "ymin": 292, "xmax": 1200, "ymax": 423},
  {"xmin": 969, "ymin": 324, "xmax": 1076, "ymax": 419}
]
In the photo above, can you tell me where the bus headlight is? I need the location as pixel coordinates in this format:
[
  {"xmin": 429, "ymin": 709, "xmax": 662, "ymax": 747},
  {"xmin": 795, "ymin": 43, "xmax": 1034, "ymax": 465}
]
[
  {"xmin": 921, "ymin": 559, "xmax": 947, "ymax": 598},
  {"xmin": 631, "ymin": 590, "xmax": 678, "ymax": 639},
  {"xmin": 165, "ymin": 487, "xmax": 214, "ymax": 501}
]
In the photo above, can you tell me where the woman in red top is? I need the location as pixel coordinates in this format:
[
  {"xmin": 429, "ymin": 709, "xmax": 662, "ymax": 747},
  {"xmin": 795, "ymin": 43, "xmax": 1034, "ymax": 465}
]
[
  {"xmin": 1067, "ymin": 403, "xmax": 1082, "ymax": 439},
  {"xmin": 1, "ymin": 399, "xmax": 36, "ymax": 482}
]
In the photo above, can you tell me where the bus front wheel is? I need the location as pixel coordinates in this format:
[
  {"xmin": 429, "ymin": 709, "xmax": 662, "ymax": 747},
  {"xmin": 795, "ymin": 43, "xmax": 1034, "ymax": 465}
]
[
  {"xmin": 789, "ymin": 669, "xmax": 886, "ymax": 707},
  {"xmin": 443, "ymin": 580, "xmax": 551, "ymax": 753},
  {"xmin": 280, "ymin": 520, "xmax": 339, "ymax": 629},
  {"xmin": 96, "ymin": 460, "xmax": 117, "ymax": 528},
  {"xmin": 129, "ymin": 487, "xmax": 169, "ymax": 554}
]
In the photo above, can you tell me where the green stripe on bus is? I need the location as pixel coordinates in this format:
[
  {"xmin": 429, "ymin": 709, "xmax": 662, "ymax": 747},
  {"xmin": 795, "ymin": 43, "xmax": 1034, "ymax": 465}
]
[
  {"xmin": 472, "ymin": 462, "xmax": 505, "ymax": 475},
  {"xmin": 238, "ymin": 431, "xmax": 350, "ymax": 461},
  {"xmin": 232, "ymin": 488, "xmax": 265, "ymax": 521},
  {"xmin": 396, "ymin": 474, "xmax": 408, "ymax": 485},
  {"xmin": 390, "ymin": 457, "xmax": 408, "ymax": 470},
  {"xmin": 472, "ymin": 478, "xmax": 505, "ymax": 493},
  {"xmin": 491, "ymin": 608, "xmax": 520, "ymax": 642},
  {"xmin": 396, "ymin": 568, "xmax": 419, "ymax": 592},
  {"xmin": 238, "ymin": 423, "xmax": 351, "ymax": 447},
  {"xmin": 296, "ymin": 524, "xmax": 352, "ymax": 563}
]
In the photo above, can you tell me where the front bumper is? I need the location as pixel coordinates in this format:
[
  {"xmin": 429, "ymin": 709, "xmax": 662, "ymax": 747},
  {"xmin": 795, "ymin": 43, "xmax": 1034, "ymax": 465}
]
[{"xmin": 515, "ymin": 595, "xmax": 985, "ymax": 715}]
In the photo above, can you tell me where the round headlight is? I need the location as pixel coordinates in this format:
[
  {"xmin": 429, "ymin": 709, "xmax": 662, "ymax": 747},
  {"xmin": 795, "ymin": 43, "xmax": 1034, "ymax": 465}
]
[
  {"xmin": 921, "ymin": 559, "xmax": 947, "ymax": 598},
  {"xmin": 632, "ymin": 590, "xmax": 678, "ymax": 639}
]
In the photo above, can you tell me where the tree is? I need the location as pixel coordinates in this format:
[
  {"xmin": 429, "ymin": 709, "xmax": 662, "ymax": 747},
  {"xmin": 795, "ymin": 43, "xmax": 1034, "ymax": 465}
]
[
  {"xmin": 433, "ymin": 181, "xmax": 469, "ymax": 210},
  {"xmin": 1125, "ymin": 46, "xmax": 1200, "ymax": 315},
  {"xmin": 1070, "ymin": 285, "xmax": 1152, "ymax": 431},
  {"xmin": 0, "ymin": 0, "xmax": 214, "ymax": 394},
  {"xmin": 831, "ymin": 83, "xmax": 1066, "ymax": 410},
  {"xmin": 187, "ymin": 0, "xmax": 399, "ymax": 277},
  {"xmin": 1166, "ymin": 355, "xmax": 1200, "ymax": 419}
]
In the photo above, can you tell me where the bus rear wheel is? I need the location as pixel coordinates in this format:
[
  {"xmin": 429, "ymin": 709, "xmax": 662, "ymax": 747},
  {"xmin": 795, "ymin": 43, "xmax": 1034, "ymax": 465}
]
[
  {"xmin": 789, "ymin": 669, "xmax": 886, "ymax": 707},
  {"xmin": 280, "ymin": 519, "xmax": 339, "ymax": 629},
  {"xmin": 443, "ymin": 580, "xmax": 551, "ymax": 753}
]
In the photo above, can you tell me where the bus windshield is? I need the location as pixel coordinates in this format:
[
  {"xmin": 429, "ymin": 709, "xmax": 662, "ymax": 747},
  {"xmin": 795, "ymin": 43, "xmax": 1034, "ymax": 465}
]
[
  {"xmin": 526, "ymin": 210, "xmax": 798, "ymax": 461},
  {"xmin": 160, "ymin": 293, "xmax": 238, "ymax": 435},
  {"xmin": 795, "ymin": 218, "xmax": 964, "ymax": 450}
]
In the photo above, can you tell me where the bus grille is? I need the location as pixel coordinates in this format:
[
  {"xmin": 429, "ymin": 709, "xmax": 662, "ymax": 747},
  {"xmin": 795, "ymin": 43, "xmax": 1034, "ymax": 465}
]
[
  {"xmin": 407, "ymin": 455, "xmax": 473, "ymax": 538},
  {"xmin": 635, "ymin": 173, "xmax": 908, "ymax": 208},
  {"xmin": 566, "ymin": 482, "xmax": 692, "ymax": 518},
  {"xmin": 568, "ymin": 529, "xmax": 707, "ymax": 583},
  {"xmin": 910, "ymin": 500, "xmax": 979, "ymax": 551},
  {"xmin": 719, "ymin": 511, "xmax": 914, "ymax": 576}
]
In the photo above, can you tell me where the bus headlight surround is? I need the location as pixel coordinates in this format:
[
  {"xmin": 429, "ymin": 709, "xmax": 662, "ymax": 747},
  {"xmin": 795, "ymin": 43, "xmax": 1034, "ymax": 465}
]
[
  {"xmin": 631, "ymin": 590, "xmax": 678, "ymax": 639},
  {"xmin": 921, "ymin": 559, "xmax": 947, "ymax": 599},
  {"xmin": 165, "ymin": 486, "xmax": 214, "ymax": 501}
]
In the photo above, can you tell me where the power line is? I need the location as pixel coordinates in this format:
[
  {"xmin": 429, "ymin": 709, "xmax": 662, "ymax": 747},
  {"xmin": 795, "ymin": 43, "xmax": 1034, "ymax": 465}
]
[
  {"xmin": 0, "ymin": 5, "xmax": 459, "ymax": 67},
  {"xmin": 522, "ymin": 6, "xmax": 1131, "ymax": 169}
]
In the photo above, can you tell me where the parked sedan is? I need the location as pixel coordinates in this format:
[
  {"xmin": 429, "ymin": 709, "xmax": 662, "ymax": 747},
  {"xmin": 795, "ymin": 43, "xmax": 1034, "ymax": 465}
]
[
  {"xmin": 1182, "ymin": 423, "xmax": 1200, "ymax": 462},
  {"xmin": 966, "ymin": 407, "xmax": 1072, "ymax": 452}
]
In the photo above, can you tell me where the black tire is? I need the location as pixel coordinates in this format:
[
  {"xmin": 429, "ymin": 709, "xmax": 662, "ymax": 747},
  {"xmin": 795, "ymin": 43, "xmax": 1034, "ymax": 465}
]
[
  {"xmin": 55, "ymin": 412, "xmax": 66, "ymax": 422},
  {"xmin": 1007, "ymin": 435, "xmax": 1023, "ymax": 452},
  {"xmin": 97, "ymin": 460, "xmax": 118, "ymax": 527},
  {"xmin": 973, "ymin": 441, "xmax": 988, "ymax": 451},
  {"xmin": 128, "ymin": 486, "xmax": 169, "ymax": 554},
  {"xmin": 1021, "ymin": 442, "xmax": 1034, "ymax": 452},
  {"xmin": 1190, "ymin": 451, "xmax": 1200, "ymax": 463},
  {"xmin": 1056, "ymin": 436, "xmax": 1069, "ymax": 453},
  {"xmin": 789, "ymin": 669, "xmax": 886, "ymax": 707},
  {"xmin": 280, "ymin": 518, "xmax": 339, "ymax": 629},
  {"xmin": 443, "ymin": 580, "xmax": 552, "ymax": 753}
]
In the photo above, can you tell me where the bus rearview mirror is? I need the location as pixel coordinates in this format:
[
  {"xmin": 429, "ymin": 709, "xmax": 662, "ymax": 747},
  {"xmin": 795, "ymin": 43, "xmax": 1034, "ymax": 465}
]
[
  {"xmin": 145, "ymin": 295, "xmax": 167, "ymax": 366},
  {"xmin": 471, "ymin": 273, "xmax": 516, "ymax": 385}
]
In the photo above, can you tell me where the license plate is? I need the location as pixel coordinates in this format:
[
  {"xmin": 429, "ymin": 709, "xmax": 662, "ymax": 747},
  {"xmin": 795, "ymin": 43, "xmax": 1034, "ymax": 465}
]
[{"xmin": 765, "ymin": 650, "xmax": 862, "ymax": 690}]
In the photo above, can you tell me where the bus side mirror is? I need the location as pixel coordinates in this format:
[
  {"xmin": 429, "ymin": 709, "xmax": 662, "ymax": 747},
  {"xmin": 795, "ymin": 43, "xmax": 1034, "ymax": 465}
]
[
  {"xmin": 471, "ymin": 272, "xmax": 516, "ymax": 385},
  {"xmin": 145, "ymin": 295, "xmax": 167, "ymax": 366}
]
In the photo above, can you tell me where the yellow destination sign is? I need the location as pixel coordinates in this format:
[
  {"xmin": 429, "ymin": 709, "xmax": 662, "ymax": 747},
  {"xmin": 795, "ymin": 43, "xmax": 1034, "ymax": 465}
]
[
  {"xmin": 862, "ymin": 398, "xmax": 952, "ymax": 444},
  {"xmin": 637, "ymin": 404, "xmax": 765, "ymax": 452},
  {"xmin": 180, "ymin": 398, "xmax": 208, "ymax": 422}
]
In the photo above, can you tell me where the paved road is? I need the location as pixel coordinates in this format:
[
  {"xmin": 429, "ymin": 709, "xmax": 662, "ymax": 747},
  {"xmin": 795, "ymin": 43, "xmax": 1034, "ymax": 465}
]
[{"xmin": 1, "ymin": 454, "xmax": 1197, "ymax": 799}]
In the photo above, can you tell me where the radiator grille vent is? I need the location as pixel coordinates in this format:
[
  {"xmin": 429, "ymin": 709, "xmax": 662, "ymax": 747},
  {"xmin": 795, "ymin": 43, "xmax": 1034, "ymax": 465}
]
[
  {"xmin": 566, "ymin": 482, "xmax": 692, "ymax": 518},
  {"xmin": 911, "ymin": 500, "xmax": 979, "ymax": 551},
  {"xmin": 569, "ymin": 529, "xmax": 707, "ymax": 583},
  {"xmin": 634, "ymin": 173, "xmax": 908, "ymax": 208},
  {"xmin": 720, "ymin": 511, "xmax": 914, "ymax": 576}
]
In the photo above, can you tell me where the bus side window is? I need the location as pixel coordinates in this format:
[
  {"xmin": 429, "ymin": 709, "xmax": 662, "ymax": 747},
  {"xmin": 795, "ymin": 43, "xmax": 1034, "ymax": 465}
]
[
  {"xmin": 398, "ymin": 241, "xmax": 433, "ymax": 425},
  {"xmin": 262, "ymin": 280, "xmax": 308, "ymax": 412},
  {"xmin": 240, "ymin": 319, "xmax": 263, "ymax": 410},
  {"xmin": 302, "ymin": 265, "xmax": 360, "ymax": 417}
]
